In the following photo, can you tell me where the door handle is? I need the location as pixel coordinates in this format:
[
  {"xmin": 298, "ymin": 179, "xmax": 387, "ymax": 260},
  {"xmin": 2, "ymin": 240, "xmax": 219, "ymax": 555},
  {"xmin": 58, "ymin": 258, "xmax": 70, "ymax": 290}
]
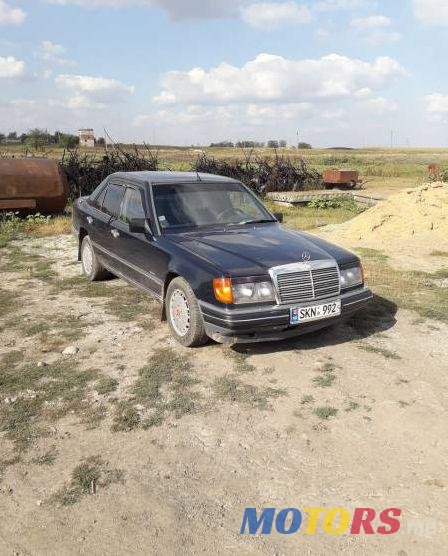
[
  {"xmin": 111, "ymin": 229, "xmax": 120, "ymax": 238},
  {"xmin": 86, "ymin": 216, "xmax": 93, "ymax": 225}
]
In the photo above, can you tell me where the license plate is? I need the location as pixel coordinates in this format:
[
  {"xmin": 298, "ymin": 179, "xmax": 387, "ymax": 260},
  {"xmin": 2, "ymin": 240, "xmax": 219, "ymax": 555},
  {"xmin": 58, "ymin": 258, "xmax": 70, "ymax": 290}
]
[{"xmin": 290, "ymin": 300, "xmax": 341, "ymax": 324}]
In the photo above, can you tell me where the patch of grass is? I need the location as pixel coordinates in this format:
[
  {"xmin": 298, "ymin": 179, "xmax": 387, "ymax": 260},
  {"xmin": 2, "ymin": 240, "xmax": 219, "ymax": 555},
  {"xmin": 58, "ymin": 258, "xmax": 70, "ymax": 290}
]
[
  {"xmin": 314, "ymin": 406, "xmax": 338, "ymax": 420},
  {"xmin": 0, "ymin": 287, "xmax": 18, "ymax": 317},
  {"xmin": 0, "ymin": 350, "xmax": 25, "ymax": 369},
  {"xmin": 225, "ymin": 348, "xmax": 256, "ymax": 373},
  {"xmin": 354, "ymin": 247, "xmax": 389, "ymax": 263},
  {"xmin": 212, "ymin": 374, "xmax": 285, "ymax": 410},
  {"xmin": 430, "ymin": 251, "xmax": 448, "ymax": 258},
  {"xmin": 113, "ymin": 347, "xmax": 200, "ymax": 432},
  {"xmin": 80, "ymin": 403, "xmax": 108, "ymax": 429},
  {"xmin": 358, "ymin": 344, "xmax": 401, "ymax": 360},
  {"xmin": 20, "ymin": 320, "xmax": 51, "ymax": 337},
  {"xmin": 50, "ymin": 455, "xmax": 124, "ymax": 506},
  {"xmin": 432, "ymin": 268, "xmax": 448, "ymax": 279},
  {"xmin": 398, "ymin": 400, "xmax": 410, "ymax": 408},
  {"xmin": 312, "ymin": 373, "xmax": 337, "ymax": 387},
  {"xmin": 31, "ymin": 448, "xmax": 58, "ymax": 466},
  {"xmin": 265, "ymin": 200, "xmax": 362, "ymax": 231},
  {"xmin": 0, "ymin": 214, "xmax": 71, "ymax": 249},
  {"xmin": 112, "ymin": 401, "xmax": 140, "ymax": 432},
  {"xmin": 51, "ymin": 277, "xmax": 160, "ymax": 323},
  {"xmin": 300, "ymin": 394, "xmax": 315, "ymax": 405},
  {"xmin": 0, "ymin": 356, "xmax": 99, "ymax": 453},
  {"xmin": 345, "ymin": 401, "xmax": 360, "ymax": 412},
  {"xmin": 55, "ymin": 314, "xmax": 88, "ymax": 342},
  {"xmin": 359, "ymin": 251, "xmax": 448, "ymax": 324},
  {"xmin": 29, "ymin": 259, "xmax": 57, "ymax": 281},
  {"xmin": 95, "ymin": 377, "xmax": 119, "ymax": 395},
  {"xmin": 142, "ymin": 409, "xmax": 165, "ymax": 429}
]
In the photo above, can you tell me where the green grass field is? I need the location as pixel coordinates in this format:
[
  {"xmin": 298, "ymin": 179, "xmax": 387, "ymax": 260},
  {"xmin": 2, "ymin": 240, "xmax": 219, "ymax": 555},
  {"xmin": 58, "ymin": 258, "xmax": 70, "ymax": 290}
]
[{"xmin": 3, "ymin": 144, "xmax": 447, "ymax": 178}]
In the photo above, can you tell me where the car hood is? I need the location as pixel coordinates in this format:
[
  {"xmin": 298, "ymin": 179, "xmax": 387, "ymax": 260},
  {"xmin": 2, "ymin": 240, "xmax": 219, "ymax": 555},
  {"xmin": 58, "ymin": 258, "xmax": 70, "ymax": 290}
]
[{"xmin": 169, "ymin": 223, "xmax": 358, "ymax": 276}]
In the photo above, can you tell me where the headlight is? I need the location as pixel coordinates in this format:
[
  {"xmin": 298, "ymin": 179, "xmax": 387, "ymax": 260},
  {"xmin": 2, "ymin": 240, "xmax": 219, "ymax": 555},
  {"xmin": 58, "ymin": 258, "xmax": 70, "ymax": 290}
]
[
  {"xmin": 339, "ymin": 265, "xmax": 363, "ymax": 289},
  {"xmin": 213, "ymin": 278, "xmax": 275, "ymax": 304},
  {"xmin": 232, "ymin": 281, "xmax": 275, "ymax": 304}
]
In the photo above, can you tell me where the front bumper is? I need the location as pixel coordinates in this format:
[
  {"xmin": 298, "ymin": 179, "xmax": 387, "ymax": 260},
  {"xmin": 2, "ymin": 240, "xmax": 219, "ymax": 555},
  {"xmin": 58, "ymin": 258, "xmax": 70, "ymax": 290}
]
[{"xmin": 199, "ymin": 286, "xmax": 373, "ymax": 344}]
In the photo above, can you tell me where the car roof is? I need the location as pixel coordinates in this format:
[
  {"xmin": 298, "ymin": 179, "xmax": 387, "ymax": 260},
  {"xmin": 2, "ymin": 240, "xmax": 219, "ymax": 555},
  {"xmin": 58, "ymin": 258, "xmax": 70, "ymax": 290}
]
[{"xmin": 110, "ymin": 171, "xmax": 239, "ymax": 185}]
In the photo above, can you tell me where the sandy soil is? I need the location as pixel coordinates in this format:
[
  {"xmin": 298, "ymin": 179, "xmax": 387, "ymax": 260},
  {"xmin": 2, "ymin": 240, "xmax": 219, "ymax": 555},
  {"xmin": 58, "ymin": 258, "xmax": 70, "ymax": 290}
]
[{"xmin": 0, "ymin": 235, "xmax": 447, "ymax": 555}]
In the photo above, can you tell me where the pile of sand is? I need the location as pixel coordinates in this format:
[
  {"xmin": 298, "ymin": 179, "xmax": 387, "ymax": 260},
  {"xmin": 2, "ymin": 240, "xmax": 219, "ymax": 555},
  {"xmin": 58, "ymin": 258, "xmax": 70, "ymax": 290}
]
[{"xmin": 319, "ymin": 182, "xmax": 448, "ymax": 269}]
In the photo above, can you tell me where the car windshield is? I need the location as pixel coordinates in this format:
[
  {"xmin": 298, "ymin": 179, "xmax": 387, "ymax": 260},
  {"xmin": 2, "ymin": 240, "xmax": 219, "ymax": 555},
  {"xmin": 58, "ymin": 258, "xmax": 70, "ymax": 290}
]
[{"xmin": 152, "ymin": 182, "xmax": 275, "ymax": 230}]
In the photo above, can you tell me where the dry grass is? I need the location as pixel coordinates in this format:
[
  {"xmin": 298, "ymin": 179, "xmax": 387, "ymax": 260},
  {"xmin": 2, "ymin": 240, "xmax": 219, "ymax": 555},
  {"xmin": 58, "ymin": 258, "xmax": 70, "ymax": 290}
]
[
  {"xmin": 358, "ymin": 249, "xmax": 448, "ymax": 323},
  {"xmin": 25, "ymin": 216, "xmax": 71, "ymax": 237}
]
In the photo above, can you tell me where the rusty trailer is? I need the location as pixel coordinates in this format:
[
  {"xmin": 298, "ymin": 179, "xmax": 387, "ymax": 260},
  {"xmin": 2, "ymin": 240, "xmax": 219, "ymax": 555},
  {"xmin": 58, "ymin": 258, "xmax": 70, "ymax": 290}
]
[
  {"xmin": 0, "ymin": 158, "xmax": 68, "ymax": 213},
  {"xmin": 323, "ymin": 169, "xmax": 360, "ymax": 189}
]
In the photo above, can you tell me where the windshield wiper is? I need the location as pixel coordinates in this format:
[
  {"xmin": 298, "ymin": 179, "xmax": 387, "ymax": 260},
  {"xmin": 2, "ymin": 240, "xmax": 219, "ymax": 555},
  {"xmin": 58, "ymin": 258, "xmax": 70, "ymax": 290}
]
[{"xmin": 230, "ymin": 218, "xmax": 276, "ymax": 226}]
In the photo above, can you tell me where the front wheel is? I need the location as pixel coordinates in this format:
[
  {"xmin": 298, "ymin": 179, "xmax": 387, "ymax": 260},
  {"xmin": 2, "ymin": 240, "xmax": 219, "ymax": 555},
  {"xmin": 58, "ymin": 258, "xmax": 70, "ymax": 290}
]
[{"xmin": 166, "ymin": 277, "xmax": 209, "ymax": 347}]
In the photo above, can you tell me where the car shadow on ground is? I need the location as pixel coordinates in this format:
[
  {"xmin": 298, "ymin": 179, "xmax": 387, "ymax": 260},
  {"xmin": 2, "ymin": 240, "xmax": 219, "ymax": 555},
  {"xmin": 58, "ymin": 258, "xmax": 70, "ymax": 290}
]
[{"xmin": 228, "ymin": 295, "xmax": 398, "ymax": 356}]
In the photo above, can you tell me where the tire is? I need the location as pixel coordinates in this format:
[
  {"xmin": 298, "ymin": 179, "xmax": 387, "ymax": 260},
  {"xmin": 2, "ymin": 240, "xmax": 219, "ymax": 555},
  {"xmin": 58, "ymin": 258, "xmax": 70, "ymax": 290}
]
[
  {"xmin": 80, "ymin": 235, "xmax": 108, "ymax": 282},
  {"xmin": 166, "ymin": 277, "xmax": 209, "ymax": 347}
]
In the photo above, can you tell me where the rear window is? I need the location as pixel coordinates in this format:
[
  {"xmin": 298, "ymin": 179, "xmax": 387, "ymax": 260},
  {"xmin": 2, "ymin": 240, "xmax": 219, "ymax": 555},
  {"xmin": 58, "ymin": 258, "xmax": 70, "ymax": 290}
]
[{"xmin": 102, "ymin": 183, "xmax": 125, "ymax": 217}]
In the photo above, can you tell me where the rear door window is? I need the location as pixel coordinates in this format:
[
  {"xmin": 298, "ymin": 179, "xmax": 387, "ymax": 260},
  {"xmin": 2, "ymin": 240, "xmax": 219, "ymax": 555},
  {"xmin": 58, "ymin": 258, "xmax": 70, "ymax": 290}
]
[
  {"xmin": 102, "ymin": 183, "xmax": 125, "ymax": 217},
  {"xmin": 120, "ymin": 187, "xmax": 146, "ymax": 224}
]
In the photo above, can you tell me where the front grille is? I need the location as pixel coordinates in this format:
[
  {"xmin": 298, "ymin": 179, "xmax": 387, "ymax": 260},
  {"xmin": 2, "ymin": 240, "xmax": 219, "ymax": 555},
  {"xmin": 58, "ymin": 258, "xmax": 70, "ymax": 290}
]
[{"xmin": 276, "ymin": 265, "xmax": 340, "ymax": 304}]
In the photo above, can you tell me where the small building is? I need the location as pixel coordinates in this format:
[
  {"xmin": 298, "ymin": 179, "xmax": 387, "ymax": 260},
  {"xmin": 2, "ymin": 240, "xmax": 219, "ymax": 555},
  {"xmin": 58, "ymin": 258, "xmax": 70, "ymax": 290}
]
[{"xmin": 78, "ymin": 128, "xmax": 95, "ymax": 148}]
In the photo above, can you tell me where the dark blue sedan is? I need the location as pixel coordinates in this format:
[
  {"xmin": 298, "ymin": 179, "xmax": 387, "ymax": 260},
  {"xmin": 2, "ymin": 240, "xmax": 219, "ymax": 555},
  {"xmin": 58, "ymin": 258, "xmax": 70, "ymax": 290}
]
[{"xmin": 72, "ymin": 171, "xmax": 373, "ymax": 346}]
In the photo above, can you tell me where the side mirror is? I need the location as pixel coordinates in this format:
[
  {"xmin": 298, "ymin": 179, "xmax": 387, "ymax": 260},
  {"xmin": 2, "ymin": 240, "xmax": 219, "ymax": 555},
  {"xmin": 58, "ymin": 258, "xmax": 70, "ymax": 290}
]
[
  {"xmin": 273, "ymin": 212, "xmax": 284, "ymax": 223},
  {"xmin": 129, "ymin": 218, "xmax": 147, "ymax": 234}
]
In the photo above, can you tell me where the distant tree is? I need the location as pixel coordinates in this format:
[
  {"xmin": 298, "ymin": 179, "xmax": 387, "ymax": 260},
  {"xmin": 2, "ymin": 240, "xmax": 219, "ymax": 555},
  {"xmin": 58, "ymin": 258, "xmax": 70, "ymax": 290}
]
[
  {"xmin": 267, "ymin": 140, "xmax": 279, "ymax": 149},
  {"xmin": 7, "ymin": 131, "xmax": 18, "ymax": 140},
  {"xmin": 210, "ymin": 141, "xmax": 234, "ymax": 148},
  {"xmin": 96, "ymin": 137, "xmax": 106, "ymax": 146},
  {"xmin": 298, "ymin": 142, "xmax": 312, "ymax": 149},
  {"xmin": 57, "ymin": 133, "xmax": 79, "ymax": 148},
  {"xmin": 0, "ymin": 133, "xmax": 4, "ymax": 144},
  {"xmin": 279, "ymin": 140, "xmax": 287, "ymax": 148},
  {"xmin": 25, "ymin": 128, "xmax": 52, "ymax": 150},
  {"xmin": 235, "ymin": 140, "xmax": 265, "ymax": 148}
]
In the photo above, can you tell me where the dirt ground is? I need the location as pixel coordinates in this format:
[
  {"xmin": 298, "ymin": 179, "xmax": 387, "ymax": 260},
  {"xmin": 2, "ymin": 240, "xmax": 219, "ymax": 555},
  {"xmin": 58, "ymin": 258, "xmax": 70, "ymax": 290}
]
[{"xmin": 0, "ymin": 234, "xmax": 447, "ymax": 555}]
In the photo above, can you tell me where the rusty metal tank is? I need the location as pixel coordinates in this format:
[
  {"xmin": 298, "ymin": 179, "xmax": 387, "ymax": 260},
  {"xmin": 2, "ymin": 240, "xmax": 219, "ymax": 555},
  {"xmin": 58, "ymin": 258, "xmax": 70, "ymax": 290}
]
[{"xmin": 0, "ymin": 158, "xmax": 68, "ymax": 213}]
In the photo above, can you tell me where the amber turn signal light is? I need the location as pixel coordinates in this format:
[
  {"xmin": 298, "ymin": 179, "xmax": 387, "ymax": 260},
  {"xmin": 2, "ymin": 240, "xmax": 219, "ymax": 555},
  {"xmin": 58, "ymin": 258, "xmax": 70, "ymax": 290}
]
[{"xmin": 213, "ymin": 277, "xmax": 234, "ymax": 304}]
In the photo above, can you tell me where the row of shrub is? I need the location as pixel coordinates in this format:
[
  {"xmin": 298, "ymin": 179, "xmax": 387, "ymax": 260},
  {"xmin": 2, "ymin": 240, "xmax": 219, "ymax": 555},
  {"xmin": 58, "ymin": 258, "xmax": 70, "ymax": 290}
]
[{"xmin": 59, "ymin": 145, "xmax": 323, "ymax": 199}]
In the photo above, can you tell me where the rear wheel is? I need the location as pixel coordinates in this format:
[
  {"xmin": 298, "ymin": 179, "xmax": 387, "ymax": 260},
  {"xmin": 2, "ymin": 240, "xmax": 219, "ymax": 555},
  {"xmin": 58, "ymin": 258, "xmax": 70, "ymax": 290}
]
[
  {"xmin": 166, "ymin": 277, "xmax": 209, "ymax": 347},
  {"xmin": 81, "ymin": 236, "xmax": 108, "ymax": 281}
]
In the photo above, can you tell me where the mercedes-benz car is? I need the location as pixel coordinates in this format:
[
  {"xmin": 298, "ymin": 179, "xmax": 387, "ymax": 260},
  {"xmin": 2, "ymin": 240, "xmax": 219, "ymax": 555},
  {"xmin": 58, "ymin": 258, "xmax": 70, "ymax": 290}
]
[{"xmin": 72, "ymin": 171, "xmax": 373, "ymax": 346}]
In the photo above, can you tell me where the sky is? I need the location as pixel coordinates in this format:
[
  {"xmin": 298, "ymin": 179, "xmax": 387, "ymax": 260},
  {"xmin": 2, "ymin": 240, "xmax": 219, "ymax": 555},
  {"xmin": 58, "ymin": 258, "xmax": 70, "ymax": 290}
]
[{"xmin": 1, "ymin": 0, "xmax": 448, "ymax": 147}]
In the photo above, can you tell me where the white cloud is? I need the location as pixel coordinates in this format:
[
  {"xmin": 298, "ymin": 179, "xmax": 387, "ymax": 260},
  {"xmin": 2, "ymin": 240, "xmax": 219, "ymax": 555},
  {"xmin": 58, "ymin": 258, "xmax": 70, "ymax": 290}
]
[
  {"xmin": 38, "ymin": 41, "xmax": 76, "ymax": 67},
  {"xmin": 241, "ymin": 2, "xmax": 312, "ymax": 29},
  {"xmin": 363, "ymin": 96, "xmax": 398, "ymax": 113},
  {"xmin": 351, "ymin": 15, "xmax": 401, "ymax": 44},
  {"xmin": 153, "ymin": 53, "xmax": 406, "ymax": 106},
  {"xmin": 413, "ymin": 0, "xmax": 448, "ymax": 25},
  {"xmin": 426, "ymin": 93, "xmax": 448, "ymax": 113},
  {"xmin": 0, "ymin": 55, "xmax": 26, "ymax": 78},
  {"xmin": 0, "ymin": 0, "xmax": 26, "ymax": 26},
  {"xmin": 47, "ymin": 0, "xmax": 241, "ymax": 20},
  {"xmin": 351, "ymin": 15, "xmax": 390, "ymax": 28},
  {"xmin": 55, "ymin": 73, "xmax": 134, "ymax": 109},
  {"xmin": 315, "ymin": 0, "xmax": 372, "ymax": 12}
]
